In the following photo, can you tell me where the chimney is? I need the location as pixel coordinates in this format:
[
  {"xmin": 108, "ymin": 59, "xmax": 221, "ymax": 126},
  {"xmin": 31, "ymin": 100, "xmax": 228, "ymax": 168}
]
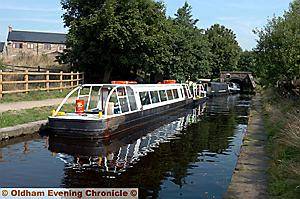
[{"xmin": 8, "ymin": 25, "xmax": 12, "ymax": 32}]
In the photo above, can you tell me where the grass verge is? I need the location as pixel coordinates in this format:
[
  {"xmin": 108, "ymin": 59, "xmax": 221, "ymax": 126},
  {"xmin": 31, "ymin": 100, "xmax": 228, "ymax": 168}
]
[
  {"xmin": 0, "ymin": 104, "xmax": 74, "ymax": 128},
  {"xmin": 262, "ymin": 89, "xmax": 300, "ymax": 198},
  {"xmin": 0, "ymin": 89, "xmax": 72, "ymax": 104}
]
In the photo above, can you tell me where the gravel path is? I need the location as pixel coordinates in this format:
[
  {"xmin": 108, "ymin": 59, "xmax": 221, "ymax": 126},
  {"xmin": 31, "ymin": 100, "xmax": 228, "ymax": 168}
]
[
  {"xmin": 224, "ymin": 94, "xmax": 269, "ymax": 198},
  {"xmin": 0, "ymin": 97, "xmax": 76, "ymax": 113}
]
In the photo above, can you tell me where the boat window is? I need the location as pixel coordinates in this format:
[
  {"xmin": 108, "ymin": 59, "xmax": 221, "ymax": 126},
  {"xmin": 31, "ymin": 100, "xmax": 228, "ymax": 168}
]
[
  {"xmin": 108, "ymin": 90, "xmax": 121, "ymax": 115},
  {"xmin": 79, "ymin": 87, "xmax": 90, "ymax": 95},
  {"xmin": 150, "ymin": 91, "xmax": 160, "ymax": 103},
  {"xmin": 126, "ymin": 86, "xmax": 137, "ymax": 111},
  {"xmin": 119, "ymin": 98, "xmax": 129, "ymax": 113},
  {"xmin": 139, "ymin": 92, "xmax": 151, "ymax": 105},
  {"xmin": 184, "ymin": 85, "xmax": 192, "ymax": 98},
  {"xmin": 172, "ymin": 89, "xmax": 179, "ymax": 99},
  {"xmin": 183, "ymin": 87, "xmax": 188, "ymax": 98},
  {"xmin": 88, "ymin": 87, "xmax": 101, "ymax": 111},
  {"xmin": 98, "ymin": 86, "xmax": 110, "ymax": 111},
  {"xmin": 179, "ymin": 88, "xmax": 184, "ymax": 98},
  {"xmin": 117, "ymin": 87, "xmax": 126, "ymax": 96},
  {"xmin": 167, "ymin": 90, "xmax": 174, "ymax": 100},
  {"xmin": 78, "ymin": 87, "xmax": 92, "ymax": 111},
  {"xmin": 159, "ymin": 90, "xmax": 167, "ymax": 101},
  {"xmin": 190, "ymin": 86, "xmax": 194, "ymax": 97}
]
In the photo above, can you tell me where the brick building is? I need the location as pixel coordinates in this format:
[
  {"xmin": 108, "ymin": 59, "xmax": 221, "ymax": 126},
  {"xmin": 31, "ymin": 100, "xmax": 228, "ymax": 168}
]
[{"xmin": 6, "ymin": 26, "xmax": 66, "ymax": 57}]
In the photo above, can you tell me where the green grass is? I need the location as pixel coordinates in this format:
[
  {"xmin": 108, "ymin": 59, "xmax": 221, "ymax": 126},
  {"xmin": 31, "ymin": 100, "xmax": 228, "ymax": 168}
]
[
  {"xmin": 0, "ymin": 89, "xmax": 72, "ymax": 104},
  {"xmin": 0, "ymin": 104, "xmax": 74, "ymax": 128},
  {"xmin": 262, "ymin": 89, "xmax": 300, "ymax": 198}
]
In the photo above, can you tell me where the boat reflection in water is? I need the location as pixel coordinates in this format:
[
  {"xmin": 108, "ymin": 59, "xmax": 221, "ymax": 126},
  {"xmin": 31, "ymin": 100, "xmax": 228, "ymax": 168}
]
[{"xmin": 48, "ymin": 103, "xmax": 207, "ymax": 176}]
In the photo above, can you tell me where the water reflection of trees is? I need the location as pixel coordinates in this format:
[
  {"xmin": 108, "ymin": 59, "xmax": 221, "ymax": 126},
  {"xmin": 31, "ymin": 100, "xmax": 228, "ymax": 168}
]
[{"xmin": 48, "ymin": 99, "xmax": 244, "ymax": 198}]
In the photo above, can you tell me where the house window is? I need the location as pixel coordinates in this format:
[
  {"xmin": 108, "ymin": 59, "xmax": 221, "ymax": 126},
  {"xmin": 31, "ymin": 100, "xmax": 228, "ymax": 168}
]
[
  {"xmin": 44, "ymin": 44, "xmax": 51, "ymax": 50},
  {"xmin": 27, "ymin": 43, "xmax": 34, "ymax": 49},
  {"xmin": 13, "ymin": 43, "xmax": 23, "ymax": 49}
]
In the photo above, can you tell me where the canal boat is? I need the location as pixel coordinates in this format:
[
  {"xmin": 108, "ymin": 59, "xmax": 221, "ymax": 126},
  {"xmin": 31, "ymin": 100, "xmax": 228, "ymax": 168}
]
[
  {"xmin": 228, "ymin": 82, "xmax": 241, "ymax": 94},
  {"xmin": 207, "ymin": 82, "xmax": 229, "ymax": 96},
  {"xmin": 48, "ymin": 81, "xmax": 206, "ymax": 138}
]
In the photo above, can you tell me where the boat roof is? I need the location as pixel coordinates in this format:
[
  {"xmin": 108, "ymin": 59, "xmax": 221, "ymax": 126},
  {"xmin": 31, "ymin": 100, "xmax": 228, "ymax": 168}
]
[{"xmin": 80, "ymin": 83, "xmax": 186, "ymax": 92}]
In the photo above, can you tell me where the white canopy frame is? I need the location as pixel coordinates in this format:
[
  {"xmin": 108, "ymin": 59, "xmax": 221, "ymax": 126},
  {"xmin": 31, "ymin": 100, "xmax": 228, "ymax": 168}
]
[{"xmin": 52, "ymin": 83, "xmax": 201, "ymax": 117}]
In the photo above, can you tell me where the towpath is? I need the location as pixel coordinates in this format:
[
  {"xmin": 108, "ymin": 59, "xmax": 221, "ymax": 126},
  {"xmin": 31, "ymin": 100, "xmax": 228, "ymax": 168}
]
[
  {"xmin": 224, "ymin": 94, "xmax": 269, "ymax": 198},
  {"xmin": 0, "ymin": 97, "xmax": 76, "ymax": 113}
]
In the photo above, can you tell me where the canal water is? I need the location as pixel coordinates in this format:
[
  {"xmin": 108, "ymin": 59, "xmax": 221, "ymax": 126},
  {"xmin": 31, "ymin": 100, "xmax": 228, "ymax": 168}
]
[{"xmin": 0, "ymin": 95, "xmax": 251, "ymax": 199}]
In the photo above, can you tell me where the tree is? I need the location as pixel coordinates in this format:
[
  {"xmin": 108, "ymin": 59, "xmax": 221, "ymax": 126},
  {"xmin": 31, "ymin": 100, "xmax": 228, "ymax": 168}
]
[
  {"xmin": 60, "ymin": 0, "xmax": 242, "ymax": 83},
  {"xmin": 206, "ymin": 24, "xmax": 241, "ymax": 77},
  {"xmin": 254, "ymin": 0, "xmax": 300, "ymax": 86},
  {"xmin": 167, "ymin": 2, "xmax": 211, "ymax": 82},
  {"xmin": 60, "ymin": 0, "xmax": 168, "ymax": 82},
  {"xmin": 174, "ymin": 1, "xmax": 198, "ymax": 27},
  {"xmin": 237, "ymin": 50, "xmax": 257, "ymax": 73}
]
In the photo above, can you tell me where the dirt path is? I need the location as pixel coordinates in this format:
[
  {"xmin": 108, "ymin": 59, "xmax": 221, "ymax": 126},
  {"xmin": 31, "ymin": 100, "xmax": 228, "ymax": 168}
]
[
  {"xmin": 0, "ymin": 97, "xmax": 76, "ymax": 113},
  {"xmin": 224, "ymin": 94, "xmax": 269, "ymax": 198}
]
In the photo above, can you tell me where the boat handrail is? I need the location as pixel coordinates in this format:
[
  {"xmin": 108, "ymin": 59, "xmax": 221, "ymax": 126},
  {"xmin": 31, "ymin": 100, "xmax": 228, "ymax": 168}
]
[{"xmin": 53, "ymin": 86, "xmax": 81, "ymax": 116}]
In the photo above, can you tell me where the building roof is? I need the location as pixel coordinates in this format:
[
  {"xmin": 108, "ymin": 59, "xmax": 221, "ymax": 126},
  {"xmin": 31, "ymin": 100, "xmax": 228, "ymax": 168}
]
[
  {"xmin": 0, "ymin": 42, "xmax": 4, "ymax": 52},
  {"xmin": 7, "ymin": 30, "xmax": 66, "ymax": 44}
]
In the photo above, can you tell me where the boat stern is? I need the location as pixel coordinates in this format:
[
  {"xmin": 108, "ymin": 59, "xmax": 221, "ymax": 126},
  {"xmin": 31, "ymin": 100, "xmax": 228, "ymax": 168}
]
[{"xmin": 48, "ymin": 114, "xmax": 107, "ymax": 138}]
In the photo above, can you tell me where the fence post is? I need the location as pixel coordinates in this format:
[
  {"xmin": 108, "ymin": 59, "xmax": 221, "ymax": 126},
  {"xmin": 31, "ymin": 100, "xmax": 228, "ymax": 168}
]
[
  {"xmin": 46, "ymin": 70, "xmax": 50, "ymax": 92},
  {"xmin": 0, "ymin": 70, "xmax": 3, "ymax": 99},
  {"xmin": 71, "ymin": 71, "xmax": 74, "ymax": 88},
  {"xmin": 60, "ymin": 71, "xmax": 63, "ymax": 92},
  {"xmin": 77, "ymin": 72, "xmax": 79, "ymax": 86},
  {"xmin": 25, "ymin": 70, "xmax": 29, "ymax": 93}
]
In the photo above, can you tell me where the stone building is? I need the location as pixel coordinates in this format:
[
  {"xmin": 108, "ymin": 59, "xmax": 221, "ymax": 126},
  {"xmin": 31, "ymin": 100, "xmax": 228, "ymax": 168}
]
[{"xmin": 6, "ymin": 26, "xmax": 66, "ymax": 57}]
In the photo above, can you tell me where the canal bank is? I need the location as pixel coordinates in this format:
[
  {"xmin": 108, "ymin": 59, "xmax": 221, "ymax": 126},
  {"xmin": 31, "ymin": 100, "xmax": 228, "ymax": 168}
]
[
  {"xmin": 0, "ymin": 120, "xmax": 47, "ymax": 140},
  {"xmin": 225, "ymin": 94, "xmax": 269, "ymax": 198},
  {"xmin": 0, "ymin": 99, "xmax": 75, "ymax": 140}
]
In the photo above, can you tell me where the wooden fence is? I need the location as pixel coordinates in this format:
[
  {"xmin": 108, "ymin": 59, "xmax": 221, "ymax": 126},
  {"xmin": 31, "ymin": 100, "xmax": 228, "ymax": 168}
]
[
  {"xmin": 2, "ymin": 64, "xmax": 65, "ymax": 72},
  {"xmin": 0, "ymin": 70, "xmax": 84, "ymax": 98}
]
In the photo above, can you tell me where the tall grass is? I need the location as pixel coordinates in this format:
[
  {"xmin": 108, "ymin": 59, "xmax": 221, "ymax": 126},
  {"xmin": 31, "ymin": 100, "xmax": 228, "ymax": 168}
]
[
  {"xmin": 281, "ymin": 112, "xmax": 300, "ymax": 150},
  {"xmin": 263, "ymin": 89, "xmax": 300, "ymax": 198}
]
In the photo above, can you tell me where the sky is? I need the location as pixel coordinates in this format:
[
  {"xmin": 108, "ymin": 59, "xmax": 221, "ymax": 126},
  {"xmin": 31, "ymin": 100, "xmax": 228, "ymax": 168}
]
[{"xmin": 0, "ymin": 0, "xmax": 292, "ymax": 50}]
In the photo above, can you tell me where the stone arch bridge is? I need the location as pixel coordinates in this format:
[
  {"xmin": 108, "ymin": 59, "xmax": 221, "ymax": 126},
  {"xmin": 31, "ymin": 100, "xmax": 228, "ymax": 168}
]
[{"xmin": 220, "ymin": 71, "xmax": 256, "ymax": 92}]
